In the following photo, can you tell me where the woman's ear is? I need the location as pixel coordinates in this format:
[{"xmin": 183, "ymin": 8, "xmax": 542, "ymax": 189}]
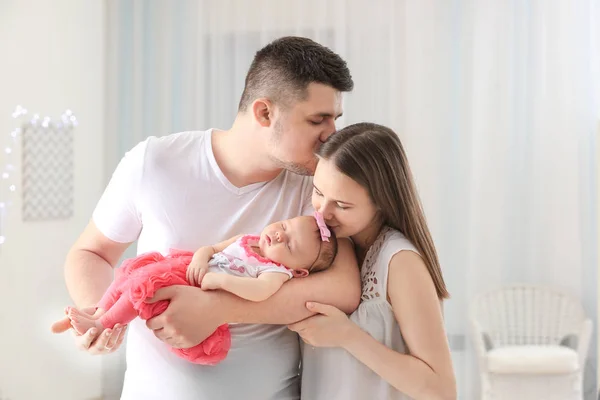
[
  {"xmin": 252, "ymin": 98, "xmax": 272, "ymax": 127},
  {"xmin": 374, "ymin": 209, "xmax": 385, "ymax": 226},
  {"xmin": 292, "ymin": 269, "xmax": 309, "ymax": 278}
]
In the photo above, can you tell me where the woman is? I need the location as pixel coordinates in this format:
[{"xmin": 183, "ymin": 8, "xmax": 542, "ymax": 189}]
[{"xmin": 289, "ymin": 123, "xmax": 456, "ymax": 399}]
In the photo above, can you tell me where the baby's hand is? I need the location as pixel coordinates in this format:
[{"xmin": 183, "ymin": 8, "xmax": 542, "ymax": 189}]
[{"xmin": 187, "ymin": 259, "xmax": 209, "ymax": 287}]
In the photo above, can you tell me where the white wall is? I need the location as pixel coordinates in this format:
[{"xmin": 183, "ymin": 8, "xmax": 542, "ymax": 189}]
[
  {"xmin": 597, "ymin": 122, "xmax": 600, "ymax": 393},
  {"xmin": 0, "ymin": 1, "xmax": 106, "ymax": 399}
]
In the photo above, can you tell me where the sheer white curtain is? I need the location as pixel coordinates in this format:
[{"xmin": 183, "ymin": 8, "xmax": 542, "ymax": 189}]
[{"xmin": 104, "ymin": 1, "xmax": 599, "ymax": 398}]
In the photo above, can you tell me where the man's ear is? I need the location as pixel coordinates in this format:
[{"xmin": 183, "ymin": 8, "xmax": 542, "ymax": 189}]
[
  {"xmin": 292, "ymin": 269, "xmax": 309, "ymax": 278},
  {"xmin": 252, "ymin": 98, "xmax": 273, "ymax": 127}
]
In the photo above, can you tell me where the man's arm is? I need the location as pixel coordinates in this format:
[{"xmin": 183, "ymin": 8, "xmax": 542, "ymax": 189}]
[
  {"xmin": 53, "ymin": 220, "xmax": 132, "ymax": 353},
  {"xmin": 57, "ymin": 139, "xmax": 144, "ymax": 352},
  {"xmin": 65, "ymin": 220, "xmax": 132, "ymax": 308},
  {"xmin": 220, "ymin": 238, "xmax": 360, "ymax": 324}
]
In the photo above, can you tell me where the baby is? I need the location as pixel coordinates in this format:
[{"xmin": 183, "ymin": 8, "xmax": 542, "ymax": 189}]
[
  {"xmin": 53, "ymin": 212, "xmax": 337, "ymax": 365},
  {"xmin": 186, "ymin": 211, "xmax": 337, "ymax": 301}
]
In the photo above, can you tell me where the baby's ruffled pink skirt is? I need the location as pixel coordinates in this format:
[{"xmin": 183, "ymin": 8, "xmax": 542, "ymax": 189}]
[{"xmin": 99, "ymin": 250, "xmax": 230, "ymax": 365}]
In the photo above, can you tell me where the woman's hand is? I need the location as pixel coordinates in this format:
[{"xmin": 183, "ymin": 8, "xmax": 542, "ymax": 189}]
[{"xmin": 288, "ymin": 302, "xmax": 358, "ymax": 348}]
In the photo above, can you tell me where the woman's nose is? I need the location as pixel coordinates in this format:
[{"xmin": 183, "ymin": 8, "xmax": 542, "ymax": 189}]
[{"xmin": 318, "ymin": 203, "xmax": 334, "ymax": 221}]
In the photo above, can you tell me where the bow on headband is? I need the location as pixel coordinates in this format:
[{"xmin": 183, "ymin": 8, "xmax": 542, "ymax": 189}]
[{"xmin": 314, "ymin": 211, "xmax": 331, "ymax": 242}]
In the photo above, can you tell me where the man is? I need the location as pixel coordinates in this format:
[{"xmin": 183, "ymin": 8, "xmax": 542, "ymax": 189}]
[{"xmin": 58, "ymin": 36, "xmax": 360, "ymax": 399}]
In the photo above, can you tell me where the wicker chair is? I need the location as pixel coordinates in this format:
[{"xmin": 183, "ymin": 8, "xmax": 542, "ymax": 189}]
[{"xmin": 470, "ymin": 284, "xmax": 592, "ymax": 400}]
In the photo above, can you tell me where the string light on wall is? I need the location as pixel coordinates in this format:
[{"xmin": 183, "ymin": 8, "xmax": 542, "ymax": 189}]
[
  {"xmin": 0, "ymin": 105, "xmax": 77, "ymax": 247},
  {"xmin": 0, "ymin": 105, "xmax": 24, "ymax": 246}
]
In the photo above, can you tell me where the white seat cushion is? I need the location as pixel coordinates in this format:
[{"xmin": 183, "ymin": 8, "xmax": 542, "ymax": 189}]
[{"xmin": 486, "ymin": 345, "xmax": 579, "ymax": 374}]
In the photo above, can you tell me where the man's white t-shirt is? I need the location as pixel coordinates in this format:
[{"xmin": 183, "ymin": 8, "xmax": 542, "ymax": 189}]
[{"xmin": 92, "ymin": 129, "xmax": 314, "ymax": 400}]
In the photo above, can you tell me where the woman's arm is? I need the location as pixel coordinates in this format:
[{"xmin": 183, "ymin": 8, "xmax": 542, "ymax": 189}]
[
  {"xmin": 224, "ymin": 238, "xmax": 361, "ymax": 322},
  {"xmin": 341, "ymin": 251, "xmax": 456, "ymax": 400},
  {"xmin": 201, "ymin": 272, "xmax": 290, "ymax": 302}
]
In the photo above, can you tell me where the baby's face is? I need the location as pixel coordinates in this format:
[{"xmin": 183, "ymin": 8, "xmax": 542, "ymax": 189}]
[{"xmin": 259, "ymin": 216, "xmax": 321, "ymax": 270}]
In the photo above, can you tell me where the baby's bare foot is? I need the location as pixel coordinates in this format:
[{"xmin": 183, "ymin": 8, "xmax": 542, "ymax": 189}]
[
  {"xmin": 68, "ymin": 308, "xmax": 104, "ymax": 335},
  {"xmin": 67, "ymin": 306, "xmax": 97, "ymax": 319}
]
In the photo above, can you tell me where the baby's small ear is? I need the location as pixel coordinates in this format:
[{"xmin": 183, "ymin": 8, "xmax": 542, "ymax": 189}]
[{"xmin": 292, "ymin": 269, "xmax": 309, "ymax": 278}]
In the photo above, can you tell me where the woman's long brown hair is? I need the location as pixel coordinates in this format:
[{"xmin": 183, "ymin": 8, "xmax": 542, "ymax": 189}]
[{"xmin": 318, "ymin": 122, "xmax": 449, "ymax": 299}]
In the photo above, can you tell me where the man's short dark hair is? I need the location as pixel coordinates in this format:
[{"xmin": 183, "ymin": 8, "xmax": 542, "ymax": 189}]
[{"xmin": 238, "ymin": 36, "xmax": 353, "ymax": 112}]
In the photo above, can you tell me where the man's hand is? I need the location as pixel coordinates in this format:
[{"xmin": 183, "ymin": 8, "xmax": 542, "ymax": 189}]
[
  {"xmin": 51, "ymin": 306, "xmax": 127, "ymax": 355},
  {"xmin": 145, "ymin": 285, "xmax": 225, "ymax": 348},
  {"xmin": 73, "ymin": 324, "xmax": 127, "ymax": 354}
]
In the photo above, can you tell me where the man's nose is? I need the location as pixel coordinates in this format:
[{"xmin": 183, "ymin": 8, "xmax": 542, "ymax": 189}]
[{"xmin": 319, "ymin": 121, "xmax": 337, "ymax": 143}]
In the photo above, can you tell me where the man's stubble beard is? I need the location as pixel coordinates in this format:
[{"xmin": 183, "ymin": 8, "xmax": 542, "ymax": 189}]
[{"xmin": 269, "ymin": 119, "xmax": 317, "ymax": 176}]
